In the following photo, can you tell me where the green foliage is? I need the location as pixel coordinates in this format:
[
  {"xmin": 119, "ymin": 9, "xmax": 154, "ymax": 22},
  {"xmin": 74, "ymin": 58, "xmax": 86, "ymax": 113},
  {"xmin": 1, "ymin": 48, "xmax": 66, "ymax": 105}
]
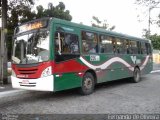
[
  {"xmin": 149, "ymin": 34, "xmax": 160, "ymax": 50},
  {"xmin": 8, "ymin": 0, "xmax": 35, "ymax": 28},
  {"xmin": 35, "ymin": 2, "xmax": 72, "ymax": 21},
  {"xmin": 7, "ymin": 0, "xmax": 35, "ymax": 60},
  {"xmin": 91, "ymin": 16, "xmax": 115, "ymax": 31},
  {"xmin": 143, "ymin": 29, "xmax": 160, "ymax": 50}
]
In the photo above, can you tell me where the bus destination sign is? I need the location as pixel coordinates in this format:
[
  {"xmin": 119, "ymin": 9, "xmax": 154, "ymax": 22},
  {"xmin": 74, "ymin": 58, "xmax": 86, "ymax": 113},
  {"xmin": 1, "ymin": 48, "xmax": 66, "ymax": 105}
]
[{"xmin": 16, "ymin": 19, "xmax": 48, "ymax": 34}]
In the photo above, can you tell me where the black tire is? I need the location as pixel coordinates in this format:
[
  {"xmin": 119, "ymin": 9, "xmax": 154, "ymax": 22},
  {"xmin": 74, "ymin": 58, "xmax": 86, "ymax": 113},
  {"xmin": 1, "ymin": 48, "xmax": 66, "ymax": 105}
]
[
  {"xmin": 79, "ymin": 72, "xmax": 95, "ymax": 95},
  {"xmin": 131, "ymin": 67, "xmax": 141, "ymax": 83}
]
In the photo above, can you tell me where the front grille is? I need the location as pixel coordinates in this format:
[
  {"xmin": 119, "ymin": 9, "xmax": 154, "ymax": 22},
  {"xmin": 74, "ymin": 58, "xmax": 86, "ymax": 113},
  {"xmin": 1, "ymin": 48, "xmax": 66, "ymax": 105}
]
[{"xmin": 18, "ymin": 69, "xmax": 38, "ymax": 75}]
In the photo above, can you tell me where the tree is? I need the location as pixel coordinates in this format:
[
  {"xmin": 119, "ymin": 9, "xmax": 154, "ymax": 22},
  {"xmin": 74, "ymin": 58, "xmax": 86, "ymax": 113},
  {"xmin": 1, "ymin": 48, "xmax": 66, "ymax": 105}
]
[
  {"xmin": 143, "ymin": 29, "xmax": 160, "ymax": 50},
  {"xmin": 7, "ymin": 0, "xmax": 35, "ymax": 60},
  {"xmin": 35, "ymin": 2, "xmax": 72, "ymax": 21},
  {"xmin": 8, "ymin": 0, "xmax": 35, "ymax": 27},
  {"xmin": 91, "ymin": 16, "xmax": 115, "ymax": 31},
  {"xmin": 149, "ymin": 34, "xmax": 160, "ymax": 50}
]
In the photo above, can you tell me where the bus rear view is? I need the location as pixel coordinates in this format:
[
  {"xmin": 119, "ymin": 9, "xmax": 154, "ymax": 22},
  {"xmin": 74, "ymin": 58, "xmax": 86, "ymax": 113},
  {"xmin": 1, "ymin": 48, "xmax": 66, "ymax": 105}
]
[{"xmin": 11, "ymin": 18, "xmax": 53, "ymax": 91}]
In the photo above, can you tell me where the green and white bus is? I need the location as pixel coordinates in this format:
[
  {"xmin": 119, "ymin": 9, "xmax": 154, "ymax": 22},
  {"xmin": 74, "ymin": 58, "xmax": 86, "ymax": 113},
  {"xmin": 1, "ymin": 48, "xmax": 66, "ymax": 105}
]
[{"xmin": 11, "ymin": 18, "xmax": 153, "ymax": 95}]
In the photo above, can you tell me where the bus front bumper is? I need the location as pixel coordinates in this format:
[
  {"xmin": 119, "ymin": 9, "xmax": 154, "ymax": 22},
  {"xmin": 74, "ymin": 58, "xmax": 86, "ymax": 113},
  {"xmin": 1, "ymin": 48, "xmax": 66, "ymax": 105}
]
[{"xmin": 11, "ymin": 75, "xmax": 54, "ymax": 92}]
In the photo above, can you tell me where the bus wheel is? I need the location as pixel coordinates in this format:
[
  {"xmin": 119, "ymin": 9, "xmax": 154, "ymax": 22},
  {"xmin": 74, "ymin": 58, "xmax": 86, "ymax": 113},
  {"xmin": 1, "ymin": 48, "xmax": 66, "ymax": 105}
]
[
  {"xmin": 132, "ymin": 67, "xmax": 141, "ymax": 83},
  {"xmin": 79, "ymin": 72, "xmax": 95, "ymax": 95}
]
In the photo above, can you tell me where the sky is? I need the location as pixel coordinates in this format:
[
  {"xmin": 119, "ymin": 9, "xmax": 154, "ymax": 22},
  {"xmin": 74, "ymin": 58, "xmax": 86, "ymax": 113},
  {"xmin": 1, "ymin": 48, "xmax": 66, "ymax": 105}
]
[{"xmin": 35, "ymin": 0, "xmax": 160, "ymax": 37}]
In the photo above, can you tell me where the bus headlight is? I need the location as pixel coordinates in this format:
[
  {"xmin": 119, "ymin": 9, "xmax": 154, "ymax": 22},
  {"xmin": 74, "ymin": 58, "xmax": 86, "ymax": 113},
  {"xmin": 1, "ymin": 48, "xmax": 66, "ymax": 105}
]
[{"xmin": 41, "ymin": 66, "xmax": 52, "ymax": 77}]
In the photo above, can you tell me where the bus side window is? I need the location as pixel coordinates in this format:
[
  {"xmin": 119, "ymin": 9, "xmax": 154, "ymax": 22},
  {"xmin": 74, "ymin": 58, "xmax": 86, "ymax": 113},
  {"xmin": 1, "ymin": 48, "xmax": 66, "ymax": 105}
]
[
  {"xmin": 148, "ymin": 43, "xmax": 152, "ymax": 54},
  {"xmin": 123, "ymin": 39, "xmax": 127, "ymax": 54},
  {"xmin": 137, "ymin": 41, "xmax": 141, "ymax": 54},
  {"xmin": 55, "ymin": 32, "xmax": 79, "ymax": 54},
  {"xmin": 124, "ymin": 39, "xmax": 130, "ymax": 54},
  {"xmin": 145, "ymin": 43, "xmax": 152, "ymax": 55},
  {"xmin": 99, "ymin": 35, "xmax": 112, "ymax": 53},
  {"xmin": 131, "ymin": 40, "xmax": 138, "ymax": 54},
  {"xmin": 128, "ymin": 41, "xmax": 133, "ymax": 54},
  {"xmin": 82, "ymin": 31, "xmax": 98, "ymax": 54},
  {"xmin": 116, "ymin": 38, "xmax": 123, "ymax": 54},
  {"xmin": 141, "ymin": 42, "xmax": 147, "ymax": 54},
  {"xmin": 54, "ymin": 32, "xmax": 80, "ymax": 62},
  {"xmin": 111, "ymin": 37, "xmax": 116, "ymax": 53},
  {"xmin": 99, "ymin": 35, "xmax": 105, "ymax": 53}
]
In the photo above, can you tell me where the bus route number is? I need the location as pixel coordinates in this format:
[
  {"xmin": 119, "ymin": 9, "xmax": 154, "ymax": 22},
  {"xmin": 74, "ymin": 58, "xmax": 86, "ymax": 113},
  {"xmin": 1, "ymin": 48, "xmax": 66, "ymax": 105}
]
[{"xmin": 90, "ymin": 55, "xmax": 100, "ymax": 61}]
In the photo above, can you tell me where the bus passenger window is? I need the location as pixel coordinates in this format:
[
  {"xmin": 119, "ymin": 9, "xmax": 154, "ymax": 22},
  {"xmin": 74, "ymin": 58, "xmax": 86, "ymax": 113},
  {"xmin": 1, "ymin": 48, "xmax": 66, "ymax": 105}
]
[
  {"xmin": 120, "ymin": 40, "xmax": 126, "ymax": 54},
  {"xmin": 123, "ymin": 40, "xmax": 131, "ymax": 54},
  {"xmin": 137, "ymin": 41, "xmax": 141, "ymax": 54},
  {"xmin": 128, "ymin": 41, "xmax": 133, "ymax": 54},
  {"xmin": 148, "ymin": 43, "xmax": 152, "ymax": 54},
  {"xmin": 145, "ymin": 43, "xmax": 152, "ymax": 55},
  {"xmin": 82, "ymin": 31, "xmax": 98, "ymax": 54},
  {"xmin": 141, "ymin": 42, "xmax": 147, "ymax": 54},
  {"xmin": 54, "ymin": 32, "xmax": 80, "ymax": 62},
  {"xmin": 99, "ymin": 35, "xmax": 112, "ymax": 53},
  {"xmin": 131, "ymin": 41, "xmax": 138, "ymax": 54},
  {"xmin": 112, "ymin": 38, "xmax": 116, "ymax": 53},
  {"xmin": 116, "ymin": 38, "xmax": 123, "ymax": 54}
]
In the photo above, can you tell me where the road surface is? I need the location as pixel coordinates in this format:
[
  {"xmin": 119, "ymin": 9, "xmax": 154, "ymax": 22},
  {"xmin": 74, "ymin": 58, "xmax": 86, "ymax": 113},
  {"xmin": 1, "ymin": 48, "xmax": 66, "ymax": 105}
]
[{"xmin": 0, "ymin": 71, "xmax": 160, "ymax": 114}]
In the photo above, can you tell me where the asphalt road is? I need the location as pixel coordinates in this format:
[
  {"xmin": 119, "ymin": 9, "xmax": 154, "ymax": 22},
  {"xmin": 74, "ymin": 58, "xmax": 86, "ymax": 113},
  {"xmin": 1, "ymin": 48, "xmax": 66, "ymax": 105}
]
[{"xmin": 0, "ymin": 70, "xmax": 160, "ymax": 114}]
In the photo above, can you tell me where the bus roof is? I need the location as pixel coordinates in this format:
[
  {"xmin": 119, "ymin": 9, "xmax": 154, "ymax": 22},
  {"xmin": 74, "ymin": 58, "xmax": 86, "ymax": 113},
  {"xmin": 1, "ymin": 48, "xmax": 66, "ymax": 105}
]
[
  {"xmin": 51, "ymin": 17, "xmax": 150, "ymax": 42},
  {"xmin": 16, "ymin": 17, "xmax": 150, "ymax": 43}
]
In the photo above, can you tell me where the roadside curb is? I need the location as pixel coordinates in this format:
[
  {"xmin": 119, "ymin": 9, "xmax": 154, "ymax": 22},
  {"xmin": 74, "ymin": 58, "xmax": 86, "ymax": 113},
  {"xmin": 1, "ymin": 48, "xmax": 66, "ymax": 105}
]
[{"xmin": 150, "ymin": 70, "xmax": 160, "ymax": 73}]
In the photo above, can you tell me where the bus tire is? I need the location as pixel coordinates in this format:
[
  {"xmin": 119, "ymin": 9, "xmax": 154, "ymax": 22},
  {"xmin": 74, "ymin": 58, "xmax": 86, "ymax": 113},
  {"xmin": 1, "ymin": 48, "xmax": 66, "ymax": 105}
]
[
  {"xmin": 132, "ymin": 67, "xmax": 141, "ymax": 83},
  {"xmin": 79, "ymin": 72, "xmax": 95, "ymax": 95}
]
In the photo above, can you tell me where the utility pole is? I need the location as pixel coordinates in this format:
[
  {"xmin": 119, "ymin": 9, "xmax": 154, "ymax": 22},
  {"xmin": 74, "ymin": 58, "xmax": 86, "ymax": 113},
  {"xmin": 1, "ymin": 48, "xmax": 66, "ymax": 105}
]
[
  {"xmin": 148, "ymin": 7, "xmax": 152, "ymax": 37},
  {"xmin": 0, "ymin": 0, "xmax": 8, "ymax": 84}
]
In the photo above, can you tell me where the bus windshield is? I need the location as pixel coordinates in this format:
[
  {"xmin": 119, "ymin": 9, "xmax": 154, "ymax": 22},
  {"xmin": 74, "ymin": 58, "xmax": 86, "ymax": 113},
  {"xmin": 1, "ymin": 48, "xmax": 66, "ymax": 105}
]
[{"xmin": 12, "ymin": 31, "xmax": 49, "ymax": 64}]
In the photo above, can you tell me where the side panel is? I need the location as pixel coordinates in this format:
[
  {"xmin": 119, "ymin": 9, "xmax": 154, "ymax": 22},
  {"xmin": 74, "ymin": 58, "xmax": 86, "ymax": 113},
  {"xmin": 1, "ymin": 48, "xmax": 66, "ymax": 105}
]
[
  {"xmin": 80, "ymin": 54, "xmax": 133, "ymax": 83},
  {"xmin": 98, "ymin": 54, "xmax": 133, "ymax": 82},
  {"xmin": 80, "ymin": 53, "xmax": 152, "ymax": 83},
  {"xmin": 53, "ymin": 59, "xmax": 88, "ymax": 91},
  {"xmin": 51, "ymin": 23, "xmax": 88, "ymax": 91},
  {"xmin": 139, "ymin": 54, "xmax": 153, "ymax": 75},
  {"xmin": 54, "ymin": 72, "xmax": 81, "ymax": 91},
  {"xmin": 50, "ymin": 20, "xmax": 153, "ymax": 92}
]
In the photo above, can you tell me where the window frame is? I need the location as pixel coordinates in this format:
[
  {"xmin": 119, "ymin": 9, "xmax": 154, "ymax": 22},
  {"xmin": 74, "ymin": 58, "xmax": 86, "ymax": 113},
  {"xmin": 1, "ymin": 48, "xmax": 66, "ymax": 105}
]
[
  {"xmin": 141, "ymin": 42, "xmax": 147, "ymax": 55},
  {"xmin": 81, "ymin": 31, "xmax": 98, "ymax": 54},
  {"xmin": 99, "ymin": 34, "xmax": 113, "ymax": 54},
  {"xmin": 54, "ymin": 31, "xmax": 80, "ymax": 62}
]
